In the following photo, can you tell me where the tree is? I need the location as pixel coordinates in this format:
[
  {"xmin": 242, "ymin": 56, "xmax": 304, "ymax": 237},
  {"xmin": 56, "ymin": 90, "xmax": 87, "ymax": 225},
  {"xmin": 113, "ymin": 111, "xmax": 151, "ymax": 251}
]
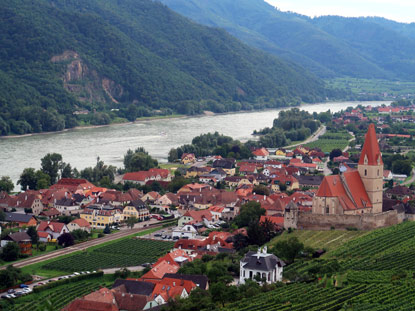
[
  {"xmin": 233, "ymin": 201, "xmax": 265, "ymax": 228},
  {"xmin": 35, "ymin": 170, "xmax": 51, "ymax": 189},
  {"xmin": 103, "ymin": 224, "xmax": 111, "ymax": 234},
  {"xmin": 57, "ymin": 233, "xmax": 74, "ymax": 247},
  {"xmin": 41, "ymin": 153, "xmax": 63, "ymax": 184},
  {"xmin": 124, "ymin": 147, "xmax": 158, "ymax": 172},
  {"xmin": 271, "ymin": 237, "xmax": 304, "ymax": 264},
  {"xmin": 126, "ymin": 217, "xmax": 138, "ymax": 229},
  {"xmin": 168, "ymin": 148, "xmax": 178, "ymax": 162},
  {"xmin": 233, "ymin": 233, "xmax": 249, "ymax": 251},
  {"xmin": 61, "ymin": 163, "xmax": 73, "ymax": 178},
  {"xmin": 329, "ymin": 149, "xmax": 342, "ymax": 161},
  {"xmin": 1, "ymin": 242, "xmax": 20, "ymax": 261},
  {"xmin": 0, "ymin": 209, "xmax": 5, "ymax": 221},
  {"xmin": 0, "ymin": 176, "xmax": 14, "ymax": 193},
  {"xmin": 392, "ymin": 160, "xmax": 412, "ymax": 176},
  {"xmin": 26, "ymin": 226, "xmax": 39, "ymax": 245},
  {"xmin": 18, "ymin": 168, "xmax": 37, "ymax": 190},
  {"xmin": 253, "ymin": 185, "xmax": 270, "ymax": 196}
]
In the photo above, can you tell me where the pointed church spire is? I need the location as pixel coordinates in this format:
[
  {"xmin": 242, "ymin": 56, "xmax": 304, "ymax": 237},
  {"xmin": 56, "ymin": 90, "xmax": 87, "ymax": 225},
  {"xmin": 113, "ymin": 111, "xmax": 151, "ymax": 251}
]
[{"xmin": 358, "ymin": 123, "xmax": 383, "ymax": 166}]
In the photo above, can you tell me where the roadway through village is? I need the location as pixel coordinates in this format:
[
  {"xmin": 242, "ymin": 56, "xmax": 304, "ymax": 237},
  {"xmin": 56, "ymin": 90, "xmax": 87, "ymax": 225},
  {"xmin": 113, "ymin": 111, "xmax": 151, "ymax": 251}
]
[{"xmin": 2, "ymin": 221, "xmax": 161, "ymax": 270}]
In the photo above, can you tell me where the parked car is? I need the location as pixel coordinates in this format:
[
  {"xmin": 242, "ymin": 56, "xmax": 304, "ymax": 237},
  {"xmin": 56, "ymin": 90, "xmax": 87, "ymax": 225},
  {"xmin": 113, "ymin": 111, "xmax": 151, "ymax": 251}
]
[
  {"xmin": 19, "ymin": 284, "xmax": 29, "ymax": 288},
  {"xmin": 14, "ymin": 291, "xmax": 24, "ymax": 296},
  {"xmin": 7, "ymin": 289, "xmax": 15, "ymax": 294}
]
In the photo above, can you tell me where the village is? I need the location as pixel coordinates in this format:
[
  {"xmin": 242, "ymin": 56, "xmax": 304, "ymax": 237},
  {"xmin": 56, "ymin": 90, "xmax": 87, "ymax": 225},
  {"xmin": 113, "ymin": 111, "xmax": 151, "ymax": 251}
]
[{"xmin": 2, "ymin": 101, "xmax": 415, "ymax": 310}]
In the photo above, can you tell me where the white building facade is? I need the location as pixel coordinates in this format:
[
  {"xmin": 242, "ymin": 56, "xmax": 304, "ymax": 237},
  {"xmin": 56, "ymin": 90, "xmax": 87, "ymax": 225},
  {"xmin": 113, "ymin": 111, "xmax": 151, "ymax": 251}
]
[{"xmin": 240, "ymin": 247, "xmax": 285, "ymax": 285}]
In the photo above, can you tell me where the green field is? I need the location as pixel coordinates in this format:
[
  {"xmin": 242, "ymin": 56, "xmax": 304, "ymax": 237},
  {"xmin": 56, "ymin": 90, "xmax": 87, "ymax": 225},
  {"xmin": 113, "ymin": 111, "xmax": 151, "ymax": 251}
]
[
  {"xmin": 302, "ymin": 131, "xmax": 352, "ymax": 153},
  {"xmin": 268, "ymin": 229, "xmax": 368, "ymax": 252},
  {"xmin": 1, "ymin": 274, "xmax": 112, "ymax": 311},
  {"xmin": 227, "ymin": 222, "xmax": 415, "ymax": 310},
  {"xmin": 326, "ymin": 78, "xmax": 415, "ymax": 97},
  {"xmin": 40, "ymin": 238, "xmax": 174, "ymax": 273}
]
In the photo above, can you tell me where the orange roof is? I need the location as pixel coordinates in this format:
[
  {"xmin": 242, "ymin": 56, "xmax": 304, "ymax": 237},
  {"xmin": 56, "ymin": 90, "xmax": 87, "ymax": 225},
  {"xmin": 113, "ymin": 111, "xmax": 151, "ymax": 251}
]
[
  {"xmin": 141, "ymin": 260, "xmax": 180, "ymax": 280},
  {"xmin": 70, "ymin": 218, "xmax": 91, "ymax": 228},
  {"xmin": 154, "ymin": 249, "xmax": 191, "ymax": 267},
  {"xmin": 359, "ymin": 123, "xmax": 383, "ymax": 166},
  {"xmin": 252, "ymin": 148, "xmax": 269, "ymax": 157},
  {"xmin": 316, "ymin": 171, "xmax": 372, "ymax": 210}
]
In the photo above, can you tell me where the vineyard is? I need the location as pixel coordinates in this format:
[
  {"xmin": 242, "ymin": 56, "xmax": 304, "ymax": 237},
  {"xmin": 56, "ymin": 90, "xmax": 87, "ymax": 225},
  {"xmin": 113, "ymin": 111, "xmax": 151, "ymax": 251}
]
[
  {"xmin": 3, "ymin": 276, "xmax": 110, "ymax": 311},
  {"xmin": 226, "ymin": 221, "xmax": 415, "ymax": 310},
  {"xmin": 41, "ymin": 238, "xmax": 174, "ymax": 272},
  {"xmin": 223, "ymin": 282, "xmax": 415, "ymax": 310},
  {"xmin": 267, "ymin": 229, "xmax": 368, "ymax": 251}
]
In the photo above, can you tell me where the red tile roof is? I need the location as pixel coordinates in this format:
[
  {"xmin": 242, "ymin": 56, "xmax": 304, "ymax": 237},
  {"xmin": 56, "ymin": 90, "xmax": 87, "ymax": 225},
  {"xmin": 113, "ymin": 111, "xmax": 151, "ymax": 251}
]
[
  {"xmin": 70, "ymin": 218, "xmax": 91, "ymax": 228},
  {"xmin": 316, "ymin": 171, "xmax": 372, "ymax": 210},
  {"xmin": 252, "ymin": 148, "xmax": 269, "ymax": 157},
  {"xmin": 37, "ymin": 221, "xmax": 66, "ymax": 233},
  {"xmin": 359, "ymin": 123, "xmax": 383, "ymax": 166}
]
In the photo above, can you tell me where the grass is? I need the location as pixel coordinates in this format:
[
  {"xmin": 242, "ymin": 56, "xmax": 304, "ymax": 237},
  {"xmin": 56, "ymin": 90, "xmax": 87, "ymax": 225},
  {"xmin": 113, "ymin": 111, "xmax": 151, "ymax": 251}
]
[
  {"xmin": 159, "ymin": 163, "xmax": 187, "ymax": 173},
  {"xmin": 267, "ymin": 229, "xmax": 369, "ymax": 252},
  {"xmin": 21, "ymin": 227, "xmax": 162, "ymax": 278}
]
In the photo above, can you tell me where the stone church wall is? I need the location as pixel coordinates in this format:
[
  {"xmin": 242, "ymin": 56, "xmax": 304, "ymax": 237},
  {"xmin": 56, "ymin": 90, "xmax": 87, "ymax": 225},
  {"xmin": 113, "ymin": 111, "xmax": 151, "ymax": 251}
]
[{"xmin": 296, "ymin": 210, "xmax": 404, "ymax": 230}]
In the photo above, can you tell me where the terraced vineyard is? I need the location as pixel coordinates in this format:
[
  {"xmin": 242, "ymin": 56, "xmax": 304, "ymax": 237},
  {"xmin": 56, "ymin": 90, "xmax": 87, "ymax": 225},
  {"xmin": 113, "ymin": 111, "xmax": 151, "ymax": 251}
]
[
  {"xmin": 268, "ymin": 229, "xmax": 368, "ymax": 251},
  {"xmin": 224, "ymin": 282, "xmax": 415, "ymax": 310},
  {"xmin": 42, "ymin": 238, "xmax": 174, "ymax": 272},
  {"xmin": 228, "ymin": 222, "xmax": 415, "ymax": 310},
  {"xmin": 3, "ymin": 276, "xmax": 111, "ymax": 311}
]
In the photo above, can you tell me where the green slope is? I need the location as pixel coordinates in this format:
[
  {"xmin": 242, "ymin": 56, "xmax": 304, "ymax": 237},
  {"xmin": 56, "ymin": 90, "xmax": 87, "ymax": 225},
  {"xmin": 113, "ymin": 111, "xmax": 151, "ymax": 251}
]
[
  {"xmin": 161, "ymin": 0, "xmax": 415, "ymax": 81},
  {"xmin": 0, "ymin": 0, "xmax": 328, "ymax": 136}
]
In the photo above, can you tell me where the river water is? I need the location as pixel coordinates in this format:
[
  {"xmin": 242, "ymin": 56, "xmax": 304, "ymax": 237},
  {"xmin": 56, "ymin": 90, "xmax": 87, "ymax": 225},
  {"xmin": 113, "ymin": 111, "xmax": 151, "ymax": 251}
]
[{"xmin": 0, "ymin": 101, "xmax": 388, "ymax": 189}]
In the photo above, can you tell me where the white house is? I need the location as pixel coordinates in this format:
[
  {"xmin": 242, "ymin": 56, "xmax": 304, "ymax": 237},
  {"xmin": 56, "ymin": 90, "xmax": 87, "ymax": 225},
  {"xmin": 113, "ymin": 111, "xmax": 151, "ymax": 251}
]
[
  {"xmin": 172, "ymin": 224, "xmax": 198, "ymax": 239},
  {"xmin": 240, "ymin": 247, "xmax": 285, "ymax": 285}
]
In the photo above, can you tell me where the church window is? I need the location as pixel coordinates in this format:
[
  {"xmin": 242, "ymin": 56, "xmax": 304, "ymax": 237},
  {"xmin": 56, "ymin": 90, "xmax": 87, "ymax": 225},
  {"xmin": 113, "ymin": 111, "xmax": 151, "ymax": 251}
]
[
  {"xmin": 365, "ymin": 169, "xmax": 367, "ymax": 176},
  {"xmin": 377, "ymin": 169, "xmax": 379, "ymax": 176},
  {"xmin": 326, "ymin": 207, "xmax": 329, "ymax": 214}
]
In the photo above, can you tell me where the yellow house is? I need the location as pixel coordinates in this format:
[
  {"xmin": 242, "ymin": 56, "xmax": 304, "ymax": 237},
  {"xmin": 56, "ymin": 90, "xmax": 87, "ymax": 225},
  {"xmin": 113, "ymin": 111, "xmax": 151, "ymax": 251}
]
[
  {"xmin": 184, "ymin": 167, "xmax": 211, "ymax": 178},
  {"xmin": 80, "ymin": 208, "xmax": 122, "ymax": 229},
  {"xmin": 275, "ymin": 149, "xmax": 286, "ymax": 157},
  {"xmin": 181, "ymin": 153, "xmax": 196, "ymax": 164},
  {"xmin": 123, "ymin": 205, "xmax": 150, "ymax": 221}
]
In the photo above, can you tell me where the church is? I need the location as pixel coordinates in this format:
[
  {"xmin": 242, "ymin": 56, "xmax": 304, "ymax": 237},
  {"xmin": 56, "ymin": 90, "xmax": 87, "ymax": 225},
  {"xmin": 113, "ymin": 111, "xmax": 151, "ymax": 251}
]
[{"xmin": 312, "ymin": 124, "xmax": 384, "ymax": 215}]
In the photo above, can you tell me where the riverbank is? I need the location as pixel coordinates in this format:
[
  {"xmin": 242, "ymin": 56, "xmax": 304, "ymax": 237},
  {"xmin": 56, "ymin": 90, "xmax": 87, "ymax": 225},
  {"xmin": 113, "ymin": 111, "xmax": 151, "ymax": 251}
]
[
  {"xmin": 0, "ymin": 114, "xmax": 186, "ymax": 139},
  {"xmin": 0, "ymin": 100, "xmax": 388, "ymax": 139}
]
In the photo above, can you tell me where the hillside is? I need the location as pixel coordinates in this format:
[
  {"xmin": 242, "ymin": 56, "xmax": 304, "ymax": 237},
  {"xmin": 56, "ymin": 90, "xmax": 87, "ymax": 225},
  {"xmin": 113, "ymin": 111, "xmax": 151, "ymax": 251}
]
[
  {"xmin": 224, "ymin": 221, "xmax": 415, "ymax": 310},
  {"xmin": 0, "ymin": 0, "xmax": 329, "ymax": 136},
  {"xmin": 161, "ymin": 0, "xmax": 415, "ymax": 81}
]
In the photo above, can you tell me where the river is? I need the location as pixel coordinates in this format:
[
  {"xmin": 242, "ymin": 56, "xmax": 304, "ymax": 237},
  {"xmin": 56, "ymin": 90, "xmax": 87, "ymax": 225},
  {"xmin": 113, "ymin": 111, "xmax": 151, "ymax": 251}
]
[{"xmin": 0, "ymin": 101, "xmax": 389, "ymax": 189}]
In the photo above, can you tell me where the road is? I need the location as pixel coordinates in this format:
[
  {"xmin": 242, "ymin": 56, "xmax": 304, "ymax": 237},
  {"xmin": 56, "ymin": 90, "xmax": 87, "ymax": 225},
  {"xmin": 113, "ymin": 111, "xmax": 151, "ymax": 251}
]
[
  {"xmin": 3, "ymin": 220, "xmax": 161, "ymax": 270},
  {"xmin": 284, "ymin": 125, "xmax": 327, "ymax": 149},
  {"xmin": 402, "ymin": 168, "xmax": 415, "ymax": 186}
]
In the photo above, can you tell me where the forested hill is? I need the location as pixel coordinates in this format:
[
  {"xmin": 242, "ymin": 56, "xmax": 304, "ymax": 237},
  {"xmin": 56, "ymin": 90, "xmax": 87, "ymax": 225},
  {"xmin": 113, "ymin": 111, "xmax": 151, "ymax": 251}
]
[
  {"xmin": 160, "ymin": 0, "xmax": 415, "ymax": 80},
  {"xmin": 0, "ymin": 0, "xmax": 330, "ymax": 136}
]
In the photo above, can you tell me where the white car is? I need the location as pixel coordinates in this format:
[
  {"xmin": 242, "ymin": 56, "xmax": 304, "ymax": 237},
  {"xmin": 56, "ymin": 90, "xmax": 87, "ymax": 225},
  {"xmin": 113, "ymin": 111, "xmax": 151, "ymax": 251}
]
[{"xmin": 73, "ymin": 272, "xmax": 80, "ymax": 275}]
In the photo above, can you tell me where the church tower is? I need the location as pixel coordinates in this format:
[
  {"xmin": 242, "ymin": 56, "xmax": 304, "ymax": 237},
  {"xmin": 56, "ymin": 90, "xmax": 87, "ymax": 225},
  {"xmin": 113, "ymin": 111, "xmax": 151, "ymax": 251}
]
[{"xmin": 357, "ymin": 124, "xmax": 383, "ymax": 213}]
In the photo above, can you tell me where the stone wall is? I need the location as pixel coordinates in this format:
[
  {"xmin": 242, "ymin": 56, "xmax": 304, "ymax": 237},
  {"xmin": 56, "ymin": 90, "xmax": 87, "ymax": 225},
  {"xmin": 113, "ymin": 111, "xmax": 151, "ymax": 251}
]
[{"xmin": 296, "ymin": 210, "xmax": 404, "ymax": 230}]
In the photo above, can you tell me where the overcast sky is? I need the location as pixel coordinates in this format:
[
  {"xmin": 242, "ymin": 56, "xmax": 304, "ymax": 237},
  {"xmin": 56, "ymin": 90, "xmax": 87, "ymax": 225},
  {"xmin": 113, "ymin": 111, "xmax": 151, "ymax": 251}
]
[{"xmin": 264, "ymin": 0, "xmax": 415, "ymax": 23}]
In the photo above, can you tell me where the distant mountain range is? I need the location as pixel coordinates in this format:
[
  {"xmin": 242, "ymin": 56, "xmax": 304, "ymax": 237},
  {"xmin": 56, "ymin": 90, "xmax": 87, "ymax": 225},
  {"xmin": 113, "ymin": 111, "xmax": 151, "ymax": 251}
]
[
  {"xmin": 0, "ymin": 0, "xmax": 333, "ymax": 136},
  {"xmin": 160, "ymin": 0, "xmax": 415, "ymax": 81}
]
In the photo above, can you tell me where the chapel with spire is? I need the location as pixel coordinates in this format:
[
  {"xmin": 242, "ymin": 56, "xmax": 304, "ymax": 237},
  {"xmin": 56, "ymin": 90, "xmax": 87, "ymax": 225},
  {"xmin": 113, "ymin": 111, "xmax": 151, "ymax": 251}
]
[{"xmin": 312, "ymin": 124, "xmax": 384, "ymax": 215}]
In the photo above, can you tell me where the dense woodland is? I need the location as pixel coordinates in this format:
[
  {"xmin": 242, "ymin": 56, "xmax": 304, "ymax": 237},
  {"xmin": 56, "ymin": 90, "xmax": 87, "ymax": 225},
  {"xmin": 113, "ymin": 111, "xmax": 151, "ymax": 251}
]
[
  {"xmin": 161, "ymin": 0, "xmax": 415, "ymax": 81},
  {"xmin": 0, "ymin": 0, "xmax": 337, "ymax": 136}
]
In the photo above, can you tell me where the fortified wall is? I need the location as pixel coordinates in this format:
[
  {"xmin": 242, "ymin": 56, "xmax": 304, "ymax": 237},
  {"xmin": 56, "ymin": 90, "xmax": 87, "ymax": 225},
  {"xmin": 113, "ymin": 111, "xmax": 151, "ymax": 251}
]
[{"xmin": 285, "ymin": 209, "xmax": 405, "ymax": 231}]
